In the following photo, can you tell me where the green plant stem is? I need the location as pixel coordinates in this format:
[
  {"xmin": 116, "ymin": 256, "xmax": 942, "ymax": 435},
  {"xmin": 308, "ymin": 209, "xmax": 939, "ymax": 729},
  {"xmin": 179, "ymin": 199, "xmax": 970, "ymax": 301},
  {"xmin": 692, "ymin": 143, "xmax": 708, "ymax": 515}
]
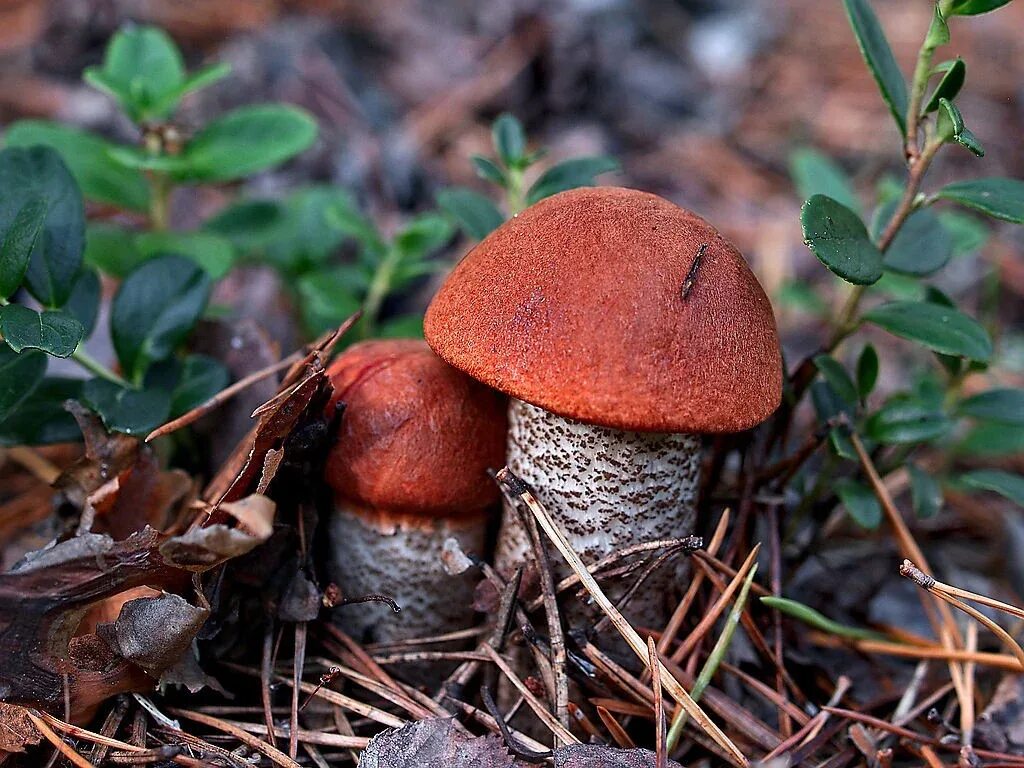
[
  {"xmin": 72, "ymin": 347, "xmax": 129, "ymax": 387},
  {"xmin": 665, "ymin": 564, "xmax": 758, "ymax": 752},
  {"xmin": 149, "ymin": 173, "xmax": 171, "ymax": 231},
  {"xmin": 506, "ymin": 167, "xmax": 526, "ymax": 214},
  {"xmin": 360, "ymin": 246, "xmax": 401, "ymax": 337},
  {"xmin": 904, "ymin": 20, "xmax": 942, "ymax": 161}
]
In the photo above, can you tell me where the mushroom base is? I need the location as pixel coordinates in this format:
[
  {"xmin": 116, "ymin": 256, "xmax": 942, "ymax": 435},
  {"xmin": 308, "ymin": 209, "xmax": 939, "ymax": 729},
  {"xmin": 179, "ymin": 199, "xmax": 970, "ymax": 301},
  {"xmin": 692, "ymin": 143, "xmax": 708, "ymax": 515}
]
[
  {"xmin": 327, "ymin": 504, "xmax": 487, "ymax": 645},
  {"xmin": 496, "ymin": 399, "xmax": 701, "ymax": 631}
]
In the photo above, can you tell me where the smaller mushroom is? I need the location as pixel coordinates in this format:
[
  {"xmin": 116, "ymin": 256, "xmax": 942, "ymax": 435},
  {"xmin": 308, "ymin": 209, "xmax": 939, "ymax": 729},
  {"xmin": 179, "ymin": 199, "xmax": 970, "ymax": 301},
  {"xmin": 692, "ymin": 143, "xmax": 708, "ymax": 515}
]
[{"xmin": 324, "ymin": 339, "xmax": 507, "ymax": 644}]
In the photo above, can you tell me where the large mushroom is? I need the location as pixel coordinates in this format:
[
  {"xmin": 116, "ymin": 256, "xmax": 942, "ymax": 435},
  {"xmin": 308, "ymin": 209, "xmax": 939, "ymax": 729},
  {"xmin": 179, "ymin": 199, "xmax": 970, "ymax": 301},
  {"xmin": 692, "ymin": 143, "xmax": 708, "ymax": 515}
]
[
  {"xmin": 324, "ymin": 339, "xmax": 507, "ymax": 643},
  {"xmin": 424, "ymin": 186, "xmax": 782, "ymax": 628}
]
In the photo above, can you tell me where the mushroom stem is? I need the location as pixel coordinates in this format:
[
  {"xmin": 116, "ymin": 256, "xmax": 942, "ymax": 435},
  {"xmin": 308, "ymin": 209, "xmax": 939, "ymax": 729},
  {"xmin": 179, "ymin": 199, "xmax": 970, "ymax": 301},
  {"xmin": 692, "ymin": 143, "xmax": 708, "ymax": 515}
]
[
  {"xmin": 496, "ymin": 399, "xmax": 701, "ymax": 628},
  {"xmin": 327, "ymin": 504, "xmax": 487, "ymax": 644}
]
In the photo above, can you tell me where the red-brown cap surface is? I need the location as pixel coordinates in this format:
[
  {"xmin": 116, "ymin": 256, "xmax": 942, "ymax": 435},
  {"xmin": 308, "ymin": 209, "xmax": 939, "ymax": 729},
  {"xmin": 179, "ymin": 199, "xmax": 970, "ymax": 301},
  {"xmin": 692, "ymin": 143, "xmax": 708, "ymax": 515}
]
[
  {"xmin": 424, "ymin": 186, "xmax": 782, "ymax": 433},
  {"xmin": 324, "ymin": 339, "xmax": 507, "ymax": 516}
]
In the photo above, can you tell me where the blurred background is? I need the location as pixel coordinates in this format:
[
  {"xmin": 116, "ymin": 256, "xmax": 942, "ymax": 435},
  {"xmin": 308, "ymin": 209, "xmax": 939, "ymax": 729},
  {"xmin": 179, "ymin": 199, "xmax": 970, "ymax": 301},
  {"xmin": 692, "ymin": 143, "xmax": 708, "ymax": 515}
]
[{"xmin": 1, "ymin": 0, "xmax": 1022, "ymax": 370}]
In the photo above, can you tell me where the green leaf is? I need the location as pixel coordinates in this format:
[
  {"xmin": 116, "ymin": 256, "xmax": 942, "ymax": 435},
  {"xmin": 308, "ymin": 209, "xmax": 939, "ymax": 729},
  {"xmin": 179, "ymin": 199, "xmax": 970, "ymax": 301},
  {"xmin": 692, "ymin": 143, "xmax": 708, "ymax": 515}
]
[
  {"xmin": 82, "ymin": 378, "xmax": 171, "ymax": 436},
  {"xmin": 801, "ymin": 195, "xmax": 883, "ymax": 285},
  {"xmin": 0, "ymin": 194, "xmax": 47, "ymax": 300},
  {"xmin": 0, "ymin": 146, "xmax": 85, "ymax": 307},
  {"xmin": 865, "ymin": 395, "xmax": 951, "ymax": 444},
  {"xmin": 856, "ymin": 344, "xmax": 880, "ymax": 399},
  {"xmin": 84, "ymin": 223, "xmax": 144, "ymax": 278},
  {"xmin": 760, "ymin": 596, "xmax": 886, "ymax": 641},
  {"xmin": 814, "ymin": 355, "xmax": 858, "ymax": 407},
  {"xmin": 958, "ymin": 421, "xmax": 1024, "ymax": 456},
  {"xmin": 924, "ymin": 3, "xmax": 951, "ymax": 49},
  {"xmin": 437, "ymin": 187, "xmax": 504, "ymax": 241},
  {"xmin": 863, "ymin": 301, "xmax": 992, "ymax": 361},
  {"xmin": 923, "ymin": 58, "xmax": 966, "ymax": 113},
  {"xmin": 836, "ymin": 477, "xmax": 883, "ymax": 528},
  {"xmin": 936, "ymin": 178, "xmax": 1024, "ymax": 224},
  {"xmin": 957, "ymin": 388, "xmax": 1024, "ymax": 425},
  {"xmin": 325, "ymin": 195, "xmax": 387, "ymax": 260},
  {"xmin": 170, "ymin": 354, "xmax": 229, "ymax": 415},
  {"xmin": 394, "ymin": 214, "xmax": 453, "ymax": 260},
  {"xmin": 203, "ymin": 199, "xmax": 286, "ymax": 252},
  {"xmin": 944, "ymin": 0, "xmax": 1014, "ymax": 15},
  {"xmin": 789, "ymin": 148, "xmax": 860, "ymax": 213},
  {"xmin": 492, "ymin": 113, "xmax": 526, "ymax": 168},
  {"xmin": 111, "ymin": 256, "xmax": 211, "ymax": 382},
  {"xmin": 377, "ymin": 314, "xmax": 424, "ymax": 339},
  {"xmin": 961, "ymin": 469, "xmax": 1024, "ymax": 505},
  {"xmin": 471, "ymin": 156, "xmax": 508, "ymax": 187},
  {"xmin": 177, "ymin": 62, "xmax": 231, "ymax": 99},
  {"xmin": 0, "ymin": 346, "xmax": 46, "ymax": 424},
  {"xmin": 936, "ymin": 98, "xmax": 964, "ymax": 141},
  {"xmin": 908, "ymin": 463, "xmax": 943, "ymax": 518},
  {"xmin": 173, "ymin": 105, "xmax": 317, "ymax": 182},
  {"xmin": 526, "ymin": 156, "xmax": 620, "ymax": 206},
  {"xmin": 135, "ymin": 231, "xmax": 235, "ymax": 279},
  {"xmin": 0, "ymin": 305, "xmax": 83, "ymax": 358},
  {"xmin": 4, "ymin": 121, "xmax": 150, "ymax": 212},
  {"xmin": 878, "ymin": 204, "xmax": 953, "ymax": 276},
  {"xmin": 953, "ymin": 128, "xmax": 985, "ymax": 157},
  {"xmin": 296, "ymin": 268, "xmax": 363, "ymax": 337},
  {"xmin": 939, "ymin": 211, "xmax": 989, "ymax": 257},
  {"xmin": 83, "ymin": 26, "xmax": 186, "ymax": 122},
  {"xmin": 841, "ymin": 0, "xmax": 908, "ymax": 133},
  {"xmin": 65, "ymin": 268, "xmax": 101, "ymax": 336},
  {"xmin": 0, "ymin": 377, "xmax": 82, "ymax": 446}
]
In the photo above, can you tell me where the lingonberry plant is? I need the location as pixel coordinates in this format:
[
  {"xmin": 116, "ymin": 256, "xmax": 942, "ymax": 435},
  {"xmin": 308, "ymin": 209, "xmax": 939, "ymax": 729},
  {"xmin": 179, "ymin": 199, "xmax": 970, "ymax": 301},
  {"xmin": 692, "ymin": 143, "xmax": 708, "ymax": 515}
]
[
  {"xmin": 780, "ymin": 0, "xmax": 1024, "ymax": 525},
  {"xmin": 0, "ymin": 25, "xmax": 316, "ymax": 440}
]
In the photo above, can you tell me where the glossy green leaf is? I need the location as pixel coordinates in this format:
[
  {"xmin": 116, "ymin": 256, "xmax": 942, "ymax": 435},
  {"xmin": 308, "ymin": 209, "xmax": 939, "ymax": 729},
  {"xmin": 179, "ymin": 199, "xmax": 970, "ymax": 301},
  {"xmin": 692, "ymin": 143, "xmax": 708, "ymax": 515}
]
[
  {"xmin": 4, "ymin": 121, "xmax": 150, "ymax": 211},
  {"xmin": 135, "ymin": 231, "xmax": 235, "ymax": 278},
  {"xmin": 296, "ymin": 267, "xmax": 363, "ymax": 337},
  {"xmin": 924, "ymin": 3, "xmax": 951, "ymax": 49},
  {"xmin": 936, "ymin": 178, "xmax": 1024, "ymax": 224},
  {"xmin": 492, "ymin": 113, "xmax": 526, "ymax": 168},
  {"xmin": 954, "ymin": 128, "xmax": 985, "ymax": 157},
  {"xmin": 394, "ymin": 214, "xmax": 453, "ymax": 260},
  {"xmin": 83, "ymin": 26, "xmax": 186, "ymax": 122},
  {"xmin": 936, "ymin": 98, "xmax": 964, "ymax": 141},
  {"xmin": 961, "ymin": 469, "xmax": 1024, "ymax": 505},
  {"xmin": 0, "ymin": 304, "xmax": 83, "ymax": 358},
  {"xmin": 842, "ymin": 0, "xmax": 908, "ymax": 133},
  {"xmin": 814, "ymin": 355, "xmax": 859, "ymax": 406},
  {"xmin": 471, "ymin": 156, "xmax": 507, "ymax": 187},
  {"xmin": 84, "ymin": 223, "xmax": 145, "ymax": 278},
  {"xmin": 0, "ymin": 146, "xmax": 85, "ymax": 307},
  {"xmin": 801, "ymin": 195, "xmax": 883, "ymax": 285},
  {"xmin": 863, "ymin": 301, "xmax": 992, "ymax": 360},
  {"xmin": 957, "ymin": 388, "xmax": 1024, "ymax": 425},
  {"xmin": 437, "ymin": 187, "xmax": 504, "ymax": 241},
  {"xmin": 865, "ymin": 395, "xmax": 951, "ymax": 444},
  {"xmin": 939, "ymin": 211, "xmax": 988, "ymax": 257},
  {"xmin": 944, "ymin": 0, "xmax": 1014, "ymax": 15},
  {"xmin": 111, "ymin": 256, "xmax": 211, "ymax": 382},
  {"xmin": 173, "ymin": 105, "xmax": 317, "ymax": 182},
  {"xmin": 908, "ymin": 463, "xmax": 943, "ymax": 518},
  {"xmin": 958, "ymin": 421, "xmax": 1024, "ymax": 456},
  {"xmin": 326, "ymin": 195, "xmax": 387, "ymax": 260},
  {"xmin": 879, "ymin": 204, "xmax": 953, "ymax": 276},
  {"xmin": 82, "ymin": 378, "xmax": 171, "ymax": 436},
  {"xmin": 203, "ymin": 199, "xmax": 286, "ymax": 252},
  {"xmin": 526, "ymin": 156, "xmax": 620, "ymax": 206},
  {"xmin": 789, "ymin": 148, "xmax": 860, "ymax": 213},
  {"xmin": 64, "ymin": 268, "xmax": 101, "ymax": 336},
  {"xmin": 0, "ymin": 377, "xmax": 82, "ymax": 446},
  {"xmin": 0, "ymin": 194, "xmax": 47, "ymax": 300},
  {"xmin": 856, "ymin": 344, "xmax": 879, "ymax": 398},
  {"xmin": 923, "ymin": 58, "xmax": 966, "ymax": 114},
  {"xmin": 0, "ymin": 346, "xmax": 46, "ymax": 424},
  {"xmin": 170, "ymin": 354, "xmax": 229, "ymax": 416},
  {"xmin": 836, "ymin": 477, "xmax": 883, "ymax": 528}
]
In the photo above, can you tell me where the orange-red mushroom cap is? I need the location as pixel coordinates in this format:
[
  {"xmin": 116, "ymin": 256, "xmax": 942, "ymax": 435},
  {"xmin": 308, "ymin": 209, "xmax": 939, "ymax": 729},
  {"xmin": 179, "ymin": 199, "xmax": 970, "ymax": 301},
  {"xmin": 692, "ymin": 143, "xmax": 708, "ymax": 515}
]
[
  {"xmin": 424, "ymin": 186, "xmax": 783, "ymax": 433},
  {"xmin": 324, "ymin": 339, "xmax": 507, "ymax": 516}
]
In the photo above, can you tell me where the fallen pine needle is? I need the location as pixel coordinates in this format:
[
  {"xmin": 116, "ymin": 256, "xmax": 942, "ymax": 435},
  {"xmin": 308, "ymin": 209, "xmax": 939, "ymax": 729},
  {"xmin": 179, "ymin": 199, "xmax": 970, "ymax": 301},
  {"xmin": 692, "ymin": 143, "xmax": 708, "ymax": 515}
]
[{"xmin": 496, "ymin": 466, "xmax": 749, "ymax": 768}]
